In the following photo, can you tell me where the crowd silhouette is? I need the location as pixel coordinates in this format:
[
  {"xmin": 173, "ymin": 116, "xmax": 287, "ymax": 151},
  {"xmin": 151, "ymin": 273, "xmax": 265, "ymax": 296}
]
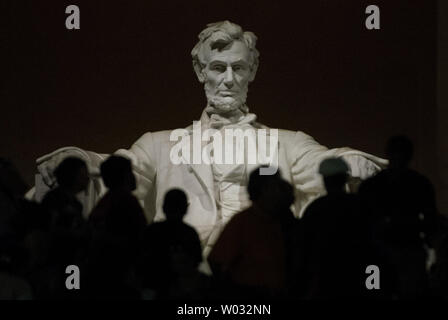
[{"xmin": 1, "ymin": 136, "xmax": 448, "ymax": 300}]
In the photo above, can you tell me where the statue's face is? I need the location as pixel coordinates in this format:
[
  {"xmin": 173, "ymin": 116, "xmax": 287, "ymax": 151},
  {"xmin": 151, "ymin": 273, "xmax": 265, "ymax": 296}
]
[{"xmin": 201, "ymin": 40, "xmax": 253, "ymax": 112}]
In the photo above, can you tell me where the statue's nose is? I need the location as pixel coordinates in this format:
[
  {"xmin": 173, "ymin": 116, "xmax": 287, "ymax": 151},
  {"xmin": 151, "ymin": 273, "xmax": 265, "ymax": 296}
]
[{"xmin": 224, "ymin": 68, "xmax": 234, "ymax": 88}]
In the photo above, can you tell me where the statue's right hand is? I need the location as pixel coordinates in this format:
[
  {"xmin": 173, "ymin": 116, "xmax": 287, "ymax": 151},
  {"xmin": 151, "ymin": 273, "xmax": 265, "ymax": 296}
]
[{"xmin": 36, "ymin": 147, "xmax": 90, "ymax": 188}]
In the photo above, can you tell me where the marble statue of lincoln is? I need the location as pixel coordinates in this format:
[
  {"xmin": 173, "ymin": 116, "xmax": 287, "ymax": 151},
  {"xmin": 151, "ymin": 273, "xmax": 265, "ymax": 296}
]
[{"xmin": 30, "ymin": 21, "xmax": 387, "ymax": 255}]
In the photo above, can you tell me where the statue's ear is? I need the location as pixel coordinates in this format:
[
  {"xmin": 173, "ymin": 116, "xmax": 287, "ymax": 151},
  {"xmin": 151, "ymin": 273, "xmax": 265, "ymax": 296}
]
[
  {"xmin": 193, "ymin": 60, "xmax": 206, "ymax": 83},
  {"xmin": 248, "ymin": 61, "xmax": 258, "ymax": 82}
]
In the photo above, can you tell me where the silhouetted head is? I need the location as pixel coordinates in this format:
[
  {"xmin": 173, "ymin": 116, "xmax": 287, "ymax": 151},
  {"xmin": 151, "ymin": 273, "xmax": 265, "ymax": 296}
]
[
  {"xmin": 248, "ymin": 167, "xmax": 293, "ymax": 215},
  {"xmin": 319, "ymin": 158, "xmax": 349, "ymax": 194},
  {"xmin": 385, "ymin": 135, "xmax": 413, "ymax": 169},
  {"xmin": 162, "ymin": 189, "xmax": 189, "ymax": 221},
  {"xmin": 0, "ymin": 158, "xmax": 29, "ymax": 199},
  {"xmin": 54, "ymin": 157, "xmax": 89, "ymax": 194},
  {"xmin": 100, "ymin": 156, "xmax": 136, "ymax": 192},
  {"xmin": 248, "ymin": 167, "xmax": 281, "ymax": 201}
]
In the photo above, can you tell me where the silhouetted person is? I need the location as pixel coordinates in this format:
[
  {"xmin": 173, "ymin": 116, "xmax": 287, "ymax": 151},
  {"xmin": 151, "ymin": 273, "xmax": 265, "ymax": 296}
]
[
  {"xmin": 86, "ymin": 156, "xmax": 147, "ymax": 299},
  {"xmin": 138, "ymin": 189, "xmax": 206, "ymax": 300},
  {"xmin": 37, "ymin": 157, "xmax": 90, "ymax": 299},
  {"xmin": 89, "ymin": 156, "xmax": 146, "ymax": 238},
  {"xmin": 0, "ymin": 243, "xmax": 33, "ymax": 300},
  {"xmin": 0, "ymin": 158, "xmax": 34, "ymax": 244},
  {"xmin": 0, "ymin": 158, "xmax": 34, "ymax": 300},
  {"xmin": 41, "ymin": 157, "xmax": 88, "ymax": 228},
  {"xmin": 208, "ymin": 168, "xmax": 292, "ymax": 299},
  {"xmin": 359, "ymin": 135, "xmax": 437, "ymax": 299},
  {"xmin": 301, "ymin": 158, "xmax": 369, "ymax": 299},
  {"xmin": 274, "ymin": 176, "xmax": 305, "ymax": 299},
  {"xmin": 0, "ymin": 159, "xmax": 49, "ymax": 286},
  {"xmin": 40, "ymin": 157, "xmax": 89, "ymax": 261}
]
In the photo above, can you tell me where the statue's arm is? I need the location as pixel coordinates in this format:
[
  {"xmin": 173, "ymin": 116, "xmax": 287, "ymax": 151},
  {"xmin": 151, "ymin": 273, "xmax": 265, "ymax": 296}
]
[
  {"xmin": 30, "ymin": 146, "xmax": 109, "ymax": 216},
  {"xmin": 31, "ymin": 132, "xmax": 158, "ymax": 220},
  {"xmin": 287, "ymin": 131, "xmax": 388, "ymax": 217},
  {"xmin": 35, "ymin": 147, "xmax": 101, "ymax": 188}
]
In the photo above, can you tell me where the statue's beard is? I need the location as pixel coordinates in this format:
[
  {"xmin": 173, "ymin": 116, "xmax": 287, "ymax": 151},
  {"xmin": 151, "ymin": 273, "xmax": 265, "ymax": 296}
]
[{"xmin": 204, "ymin": 83, "xmax": 248, "ymax": 116}]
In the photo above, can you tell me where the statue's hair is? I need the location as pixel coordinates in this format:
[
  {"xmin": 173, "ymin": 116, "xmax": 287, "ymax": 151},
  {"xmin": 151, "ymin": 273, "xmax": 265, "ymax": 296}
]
[{"xmin": 191, "ymin": 20, "xmax": 259, "ymax": 71}]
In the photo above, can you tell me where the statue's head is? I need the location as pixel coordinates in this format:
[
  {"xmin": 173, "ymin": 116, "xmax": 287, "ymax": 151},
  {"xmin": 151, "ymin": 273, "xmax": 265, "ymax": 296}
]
[{"xmin": 191, "ymin": 21, "xmax": 259, "ymax": 114}]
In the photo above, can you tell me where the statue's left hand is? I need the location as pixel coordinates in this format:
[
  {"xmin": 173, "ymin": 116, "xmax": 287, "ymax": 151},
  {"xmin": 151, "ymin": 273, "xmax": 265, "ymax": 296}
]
[{"xmin": 36, "ymin": 147, "xmax": 91, "ymax": 188}]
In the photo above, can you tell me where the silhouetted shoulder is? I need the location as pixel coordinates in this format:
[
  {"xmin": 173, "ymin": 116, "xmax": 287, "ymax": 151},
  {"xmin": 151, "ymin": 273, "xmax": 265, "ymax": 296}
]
[
  {"xmin": 408, "ymin": 169, "xmax": 434, "ymax": 187},
  {"xmin": 226, "ymin": 208, "xmax": 253, "ymax": 225},
  {"xmin": 302, "ymin": 193, "xmax": 361, "ymax": 222},
  {"xmin": 41, "ymin": 188, "xmax": 82, "ymax": 212},
  {"xmin": 40, "ymin": 188, "xmax": 60, "ymax": 206},
  {"xmin": 182, "ymin": 222, "xmax": 201, "ymax": 235},
  {"xmin": 364, "ymin": 168, "xmax": 434, "ymax": 195},
  {"xmin": 143, "ymin": 220, "xmax": 166, "ymax": 234},
  {"xmin": 144, "ymin": 221, "xmax": 200, "ymax": 241},
  {"xmin": 301, "ymin": 196, "xmax": 326, "ymax": 220}
]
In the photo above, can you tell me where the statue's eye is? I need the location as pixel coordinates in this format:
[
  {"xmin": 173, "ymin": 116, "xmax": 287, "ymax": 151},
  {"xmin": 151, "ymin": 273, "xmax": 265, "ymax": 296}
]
[{"xmin": 212, "ymin": 65, "xmax": 226, "ymax": 72}]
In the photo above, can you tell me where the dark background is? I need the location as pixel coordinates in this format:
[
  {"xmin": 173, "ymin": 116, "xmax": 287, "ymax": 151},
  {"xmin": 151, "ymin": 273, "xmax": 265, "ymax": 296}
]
[{"xmin": 2, "ymin": 1, "xmax": 439, "ymax": 207}]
